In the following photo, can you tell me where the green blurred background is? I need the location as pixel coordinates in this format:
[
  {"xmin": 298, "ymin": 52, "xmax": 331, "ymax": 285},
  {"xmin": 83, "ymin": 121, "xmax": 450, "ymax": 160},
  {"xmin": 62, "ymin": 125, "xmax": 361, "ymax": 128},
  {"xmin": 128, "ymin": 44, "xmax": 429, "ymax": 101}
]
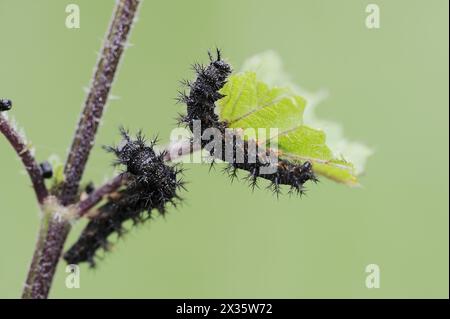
[{"xmin": 0, "ymin": 0, "xmax": 448, "ymax": 298}]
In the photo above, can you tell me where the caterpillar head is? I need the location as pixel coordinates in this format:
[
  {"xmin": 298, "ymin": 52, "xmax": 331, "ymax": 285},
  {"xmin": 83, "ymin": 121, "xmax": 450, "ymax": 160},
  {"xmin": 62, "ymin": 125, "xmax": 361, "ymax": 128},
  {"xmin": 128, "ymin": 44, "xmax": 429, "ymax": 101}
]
[
  {"xmin": 104, "ymin": 128, "xmax": 184, "ymax": 206},
  {"xmin": 106, "ymin": 128, "xmax": 159, "ymax": 176},
  {"xmin": 206, "ymin": 48, "xmax": 232, "ymax": 86}
]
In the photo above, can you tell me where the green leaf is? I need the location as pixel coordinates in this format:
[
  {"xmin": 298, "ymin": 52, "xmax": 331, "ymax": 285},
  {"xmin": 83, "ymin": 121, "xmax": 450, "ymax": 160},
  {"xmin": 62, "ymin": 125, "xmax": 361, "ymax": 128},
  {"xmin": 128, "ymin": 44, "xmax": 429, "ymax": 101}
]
[
  {"xmin": 218, "ymin": 72, "xmax": 306, "ymax": 134},
  {"xmin": 217, "ymin": 71, "xmax": 359, "ymax": 186},
  {"xmin": 240, "ymin": 51, "xmax": 372, "ymax": 176}
]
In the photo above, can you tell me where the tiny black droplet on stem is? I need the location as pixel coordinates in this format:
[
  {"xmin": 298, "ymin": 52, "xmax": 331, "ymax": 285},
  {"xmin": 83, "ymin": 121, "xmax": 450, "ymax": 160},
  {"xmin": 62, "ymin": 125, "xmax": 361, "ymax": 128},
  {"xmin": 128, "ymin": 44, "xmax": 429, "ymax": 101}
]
[
  {"xmin": 85, "ymin": 182, "xmax": 95, "ymax": 194},
  {"xmin": 0, "ymin": 98, "xmax": 12, "ymax": 112},
  {"xmin": 39, "ymin": 161, "xmax": 53, "ymax": 179}
]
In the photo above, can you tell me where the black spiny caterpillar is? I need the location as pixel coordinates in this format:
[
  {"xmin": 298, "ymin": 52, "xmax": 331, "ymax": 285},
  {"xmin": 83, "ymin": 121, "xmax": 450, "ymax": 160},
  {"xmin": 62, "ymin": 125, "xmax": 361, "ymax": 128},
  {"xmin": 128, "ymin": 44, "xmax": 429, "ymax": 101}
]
[
  {"xmin": 177, "ymin": 49, "xmax": 317, "ymax": 195},
  {"xmin": 64, "ymin": 129, "xmax": 184, "ymax": 266}
]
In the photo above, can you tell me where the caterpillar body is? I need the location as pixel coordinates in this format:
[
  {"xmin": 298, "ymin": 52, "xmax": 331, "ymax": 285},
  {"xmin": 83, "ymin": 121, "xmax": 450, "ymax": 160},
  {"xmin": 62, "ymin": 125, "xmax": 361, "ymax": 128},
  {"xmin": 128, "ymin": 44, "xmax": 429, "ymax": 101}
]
[
  {"xmin": 64, "ymin": 129, "xmax": 184, "ymax": 266},
  {"xmin": 177, "ymin": 49, "xmax": 317, "ymax": 195}
]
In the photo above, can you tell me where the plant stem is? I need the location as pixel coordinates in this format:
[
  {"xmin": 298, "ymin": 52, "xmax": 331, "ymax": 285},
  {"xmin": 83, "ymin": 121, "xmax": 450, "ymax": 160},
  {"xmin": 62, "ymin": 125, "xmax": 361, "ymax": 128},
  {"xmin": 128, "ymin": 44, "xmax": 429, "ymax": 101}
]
[
  {"xmin": 22, "ymin": 212, "xmax": 51, "ymax": 299},
  {"xmin": 0, "ymin": 114, "xmax": 48, "ymax": 204},
  {"xmin": 21, "ymin": 0, "xmax": 141, "ymax": 299},
  {"xmin": 22, "ymin": 207, "xmax": 68, "ymax": 299},
  {"xmin": 60, "ymin": 0, "xmax": 141, "ymax": 206}
]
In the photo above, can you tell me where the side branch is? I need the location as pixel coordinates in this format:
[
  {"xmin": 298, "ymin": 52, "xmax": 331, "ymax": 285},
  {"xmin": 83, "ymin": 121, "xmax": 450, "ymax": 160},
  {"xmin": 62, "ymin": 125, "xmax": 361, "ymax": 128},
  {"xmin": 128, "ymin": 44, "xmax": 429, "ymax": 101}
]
[
  {"xmin": 60, "ymin": 0, "xmax": 141, "ymax": 205},
  {"xmin": 77, "ymin": 173, "xmax": 127, "ymax": 217},
  {"xmin": 0, "ymin": 114, "xmax": 48, "ymax": 204}
]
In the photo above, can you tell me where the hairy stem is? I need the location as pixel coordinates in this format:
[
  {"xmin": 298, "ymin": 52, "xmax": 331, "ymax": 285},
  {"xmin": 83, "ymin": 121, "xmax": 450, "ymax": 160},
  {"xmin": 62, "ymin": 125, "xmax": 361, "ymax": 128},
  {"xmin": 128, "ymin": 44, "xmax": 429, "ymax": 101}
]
[
  {"xmin": 22, "ymin": 206, "xmax": 67, "ymax": 299},
  {"xmin": 0, "ymin": 114, "xmax": 48, "ymax": 204},
  {"xmin": 60, "ymin": 0, "xmax": 141, "ymax": 206},
  {"xmin": 22, "ymin": 211, "xmax": 51, "ymax": 299},
  {"xmin": 22, "ymin": 0, "xmax": 141, "ymax": 299}
]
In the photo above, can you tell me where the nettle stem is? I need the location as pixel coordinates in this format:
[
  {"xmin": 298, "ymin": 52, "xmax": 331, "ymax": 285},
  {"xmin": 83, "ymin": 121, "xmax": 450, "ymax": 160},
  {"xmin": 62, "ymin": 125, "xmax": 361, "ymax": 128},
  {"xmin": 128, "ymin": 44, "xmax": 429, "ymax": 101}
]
[
  {"xmin": 61, "ymin": 0, "xmax": 141, "ymax": 206},
  {"xmin": 0, "ymin": 114, "xmax": 48, "ymax": 204},
  {"xmin": 22, "ymin": 200, "xmax": 72, "ymax": 299},
  {"xmin": 20, "ymin": 0, "xmax": 141, "ymax": 299}
]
